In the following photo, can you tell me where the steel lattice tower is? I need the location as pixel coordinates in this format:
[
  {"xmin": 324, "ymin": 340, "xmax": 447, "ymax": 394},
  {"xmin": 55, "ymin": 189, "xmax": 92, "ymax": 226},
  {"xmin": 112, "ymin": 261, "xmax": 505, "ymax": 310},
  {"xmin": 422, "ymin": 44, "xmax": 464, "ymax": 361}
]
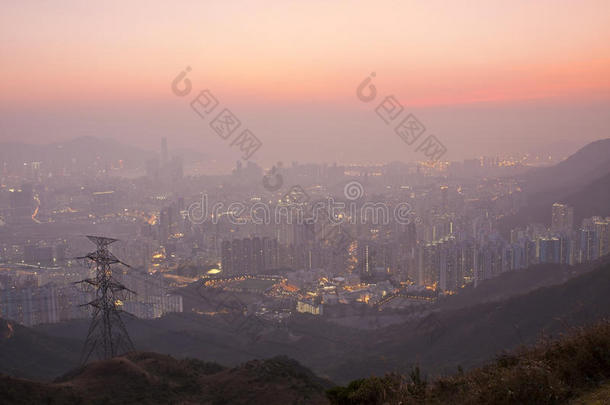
[{"xmin": 76, "ymin": 236, "xmax": 135, "ymax": 363}]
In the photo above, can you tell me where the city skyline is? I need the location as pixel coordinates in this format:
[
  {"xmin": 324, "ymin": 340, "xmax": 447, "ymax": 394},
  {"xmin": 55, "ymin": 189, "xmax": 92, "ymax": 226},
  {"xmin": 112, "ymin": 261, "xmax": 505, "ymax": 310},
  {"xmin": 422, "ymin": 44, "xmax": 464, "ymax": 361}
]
[{"xmin": 2, "ymin": 2, "xmax": 610, "ymax": 403}]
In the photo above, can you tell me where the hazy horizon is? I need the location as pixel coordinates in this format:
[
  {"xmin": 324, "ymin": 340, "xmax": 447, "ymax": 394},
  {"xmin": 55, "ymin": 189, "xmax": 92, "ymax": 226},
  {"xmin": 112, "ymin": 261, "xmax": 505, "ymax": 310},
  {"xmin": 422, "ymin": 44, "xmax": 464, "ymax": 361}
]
[
  {"xmin": 2, "ymin": 0, "xmax": 610, "ymax": 168},
  {"xmin": 2, "ymin": 3, "xmax": 610, "ymax": 402}
]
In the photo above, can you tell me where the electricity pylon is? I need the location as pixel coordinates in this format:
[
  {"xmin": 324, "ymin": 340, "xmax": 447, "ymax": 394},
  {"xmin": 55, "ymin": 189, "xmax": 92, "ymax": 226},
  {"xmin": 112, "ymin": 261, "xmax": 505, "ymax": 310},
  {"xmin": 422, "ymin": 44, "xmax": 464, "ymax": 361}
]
[{"xmin": 75, "ymin": 235, "xmax": 135, "ymax": 363}]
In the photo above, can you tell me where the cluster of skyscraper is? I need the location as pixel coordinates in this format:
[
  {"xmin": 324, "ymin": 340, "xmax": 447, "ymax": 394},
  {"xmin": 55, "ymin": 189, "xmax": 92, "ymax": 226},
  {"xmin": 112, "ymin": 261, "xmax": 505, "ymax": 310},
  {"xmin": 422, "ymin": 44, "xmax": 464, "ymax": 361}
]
[
  {"xmin": 217, "ymin": 202, "xmax": 609, "ymax": 295},
  {"xmin": 220, "ymin": 237, "xmax": 279, "ymax": 275}
]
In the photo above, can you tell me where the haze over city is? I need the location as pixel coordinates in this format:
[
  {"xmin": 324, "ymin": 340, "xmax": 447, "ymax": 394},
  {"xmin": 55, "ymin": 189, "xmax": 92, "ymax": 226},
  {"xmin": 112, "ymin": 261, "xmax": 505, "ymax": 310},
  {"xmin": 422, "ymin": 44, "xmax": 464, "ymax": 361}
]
[{"xmin": 1, "ymin": 2, "xmax": 610, "ymax": 404}]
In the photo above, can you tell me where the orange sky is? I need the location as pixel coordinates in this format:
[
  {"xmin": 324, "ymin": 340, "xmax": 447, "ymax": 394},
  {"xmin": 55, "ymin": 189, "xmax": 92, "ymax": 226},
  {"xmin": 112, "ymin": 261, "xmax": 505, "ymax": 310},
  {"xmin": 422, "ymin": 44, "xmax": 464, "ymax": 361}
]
[
  {"xmin": 2, "ymin": 0, "xmax": 609, "ymax": 106},
  {"xmin": 1, "ymin": 1, "xmax": 609, "ymax": 166}
]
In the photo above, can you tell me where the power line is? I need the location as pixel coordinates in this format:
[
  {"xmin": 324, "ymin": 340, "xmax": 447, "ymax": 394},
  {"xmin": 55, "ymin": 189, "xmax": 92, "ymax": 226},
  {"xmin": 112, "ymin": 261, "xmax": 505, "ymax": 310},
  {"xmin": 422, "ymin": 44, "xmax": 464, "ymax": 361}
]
[{"xmin": 74, "ymin": 235, "xmax": 135, "ymax": 363}]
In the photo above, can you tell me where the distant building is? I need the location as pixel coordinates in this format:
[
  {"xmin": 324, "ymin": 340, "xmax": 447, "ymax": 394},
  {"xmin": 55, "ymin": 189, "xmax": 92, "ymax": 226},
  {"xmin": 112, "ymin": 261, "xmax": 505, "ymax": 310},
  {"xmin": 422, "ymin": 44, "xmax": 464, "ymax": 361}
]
[
  {"xmin": 593, "ymin": 217, "xmax": 610, "ymax": 257},
  {"xmin": 23, "ymin": 245, "xmax": 53, "ymax": 266},
  {"xmin": 221, "ymin": 240, "xmax": 233, "ymax": 274},
  {"xmin": 417, "ymin": 242, "xmax": 440, "ymax": 287},
  {"xmin": 92, "ymin": 191, "xmax": 116, "ymax": 216},
  {"xmin": 296, "ymin": 296, "xmax": 323, "ymax": 315},
  {"xmin": 439, "ymin": 240, "xmax": 460, "ymax": 292},
  {"xmin": 9, "ymin": 184, "xmax": 34, "ymax": 224},
  {"xmin": 539, "ymin": 237, "xmax": 561, "ymax": 264},
  {"xmin": 222, "ymin": 237, "xmax": 279, "ymax": 275},
  {"xmin": 551, "ymin": 203, "xmax": 574, "ymax": 233},
  {"xmin": 123, "ymin": 294, "xmax": 183, "ymax": 319},
  {"xmin": 0, "ymin": 284, "xmax": 90, "ymax": 327},
  {"xmin": 359, "ymin": 242, "xmax": 392, "ymax": 282},
  {"xmin": 440, "ymin": 185, "xmax": 449, "ymax": 212},
  {"xmin": 579, "ymin": 227, "xmax": 597, "ymax": 262}
]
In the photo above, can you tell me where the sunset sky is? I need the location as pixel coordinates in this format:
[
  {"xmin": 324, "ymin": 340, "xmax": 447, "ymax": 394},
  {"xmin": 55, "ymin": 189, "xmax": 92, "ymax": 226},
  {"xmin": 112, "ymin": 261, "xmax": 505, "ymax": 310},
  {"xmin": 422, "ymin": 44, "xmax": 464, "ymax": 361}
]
[{"xmin": 1, "ymin": 0, "xmax": 609, "ymax": 168}]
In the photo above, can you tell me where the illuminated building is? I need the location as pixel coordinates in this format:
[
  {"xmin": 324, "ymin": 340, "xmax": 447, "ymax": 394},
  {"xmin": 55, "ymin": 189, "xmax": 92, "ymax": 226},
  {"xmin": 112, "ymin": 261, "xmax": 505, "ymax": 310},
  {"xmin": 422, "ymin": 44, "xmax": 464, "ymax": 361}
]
[
  {"xmin": 539, "ymin": 237, "xmax": 561, "ymax": 264},
  {"xmin": 551, "ymin": 203, "xmax": 574, "ymax": 233},
  {"xmin": 418, "ymin": 242, "xmax": 440, "ymax": 287},
  {"xmin": 593, "ymin": 217, "xmax": 610, "ymax": 257},
  {"xmin": 296, "ymin": 297, "xmax": 323, "ymax": 315},
  {"xmin": 439, "ymin": 242, "xmax": 458, "ymax": 292}
]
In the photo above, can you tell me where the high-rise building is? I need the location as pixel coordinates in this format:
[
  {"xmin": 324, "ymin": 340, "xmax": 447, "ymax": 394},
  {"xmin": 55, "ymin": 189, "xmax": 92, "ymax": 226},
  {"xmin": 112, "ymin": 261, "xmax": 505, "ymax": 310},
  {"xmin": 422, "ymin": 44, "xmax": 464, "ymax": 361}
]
[
  {"xmin": 293, "ymin": 219, "xmax": 315, "ymax": 246},
  {"xmin": 539, "ymin": 237, "xmax": 561, "ymax": 264},
  {"xmin": 252, "ymin": 237, "xmax": 263, "ymax": 274},
  {"xmin": 473, "ymin": 240, "xmax": 503, "ymax": 286},
  {"xmin": 360, "ymin": 243, "xmax": 373, "ymax": 280},
  {"xmin": 593, "ymin": 217, "xmax": 610, "ymax": 257},
  {"xmin": 457, "ymin": 241, "xmax": 475, "ymax": 287},
  {"xmin": 551, "ymin": 203, "xmax": 574, "ymax": 233},
  {"xmin": 358, "ymin": 241, "xmax": 393, "ymax": 281},
  {"xmin": 241, "ymin": 237, "xmax": 252, "ymax": 274},
  {"xmin": 439, "ymin": 240, "xmax": 458, "ymax": 292},
  {"xmin": 418, "ymin": 242, "xmax": 440, "ymax": 287},
  {"xmin": 579, "ymin": 227, "xmax": 597, "ymax": 262},
  {"xmin": 262, "ymin": 237, "xmax": 278, "ymax": 271},
  {"xmin": 221, "ymin": 237, "xmax": 279, "ymax": 275},
  {"xmin": 221, "ymin": 240, "xmax": 233, "ymax": 274},
  {"xmin": 230, "ymin": 239, "xmax": 243, "ymax": 273},
  {"xmin": 9, "ymin": 184, "xmax": 34, "ymax": 224},
  {"xmin": 159, "ymin": 207, "xmax": 169, "ymax": 242},
  {"xmin": 440, "ymin": 185, "xmax": 449, "ymax": 212}
]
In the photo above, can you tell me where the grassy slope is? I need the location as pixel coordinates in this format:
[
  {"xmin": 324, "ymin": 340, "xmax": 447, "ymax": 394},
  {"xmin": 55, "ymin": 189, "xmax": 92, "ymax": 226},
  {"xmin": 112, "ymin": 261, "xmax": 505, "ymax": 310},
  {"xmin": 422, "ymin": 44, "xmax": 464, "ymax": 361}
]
[
  {"xmin": 325, "ymin": 259, "xmax": 610, "ymax": 382},
  {"xmin": 328, "ymin": 320, "xmax": 610, "ymax": 405},
  {"xmin": 0, "ymin": 318, "xmax": 80, "ymax": 380}
]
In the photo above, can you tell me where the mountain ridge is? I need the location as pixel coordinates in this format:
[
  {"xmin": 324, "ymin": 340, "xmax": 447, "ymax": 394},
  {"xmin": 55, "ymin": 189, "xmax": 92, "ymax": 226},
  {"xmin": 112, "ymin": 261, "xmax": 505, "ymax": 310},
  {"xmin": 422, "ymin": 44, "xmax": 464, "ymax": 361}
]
[
  {"xmin": 0, "ymin": 352, "xmax": 332, "ymax": 405},
  {"xmin": 500, "ymin": 137, "xmax": 610, "ymax": 230}
]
